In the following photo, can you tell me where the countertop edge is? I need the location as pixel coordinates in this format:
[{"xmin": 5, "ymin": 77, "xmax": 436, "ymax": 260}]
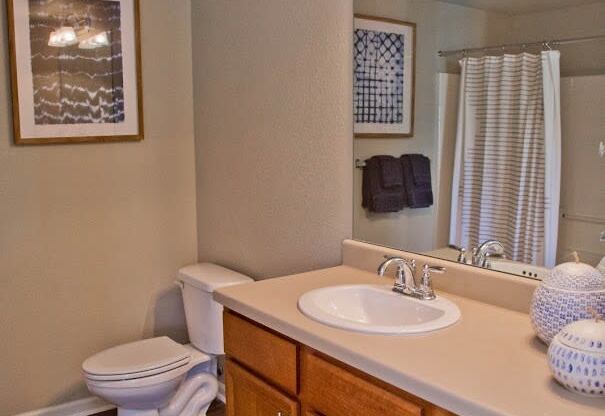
[{"xmin": 215, "ymin": 290, "xmax": 510, "ymax": 416}]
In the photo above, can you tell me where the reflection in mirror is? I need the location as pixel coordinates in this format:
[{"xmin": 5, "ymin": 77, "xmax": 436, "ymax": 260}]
[{"xmin": 352, "ymin": 0, "xmax": 605, "ymax": 280}]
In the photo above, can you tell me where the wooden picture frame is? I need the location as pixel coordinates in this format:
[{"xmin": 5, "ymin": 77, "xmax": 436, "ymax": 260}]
[
  {"xmin": 6, "ymin": 0, "xmax": 144, "ymax": 145},
  {"xmin": 353, "ymin": 14, "xmax": 416, "ymax": 138}
]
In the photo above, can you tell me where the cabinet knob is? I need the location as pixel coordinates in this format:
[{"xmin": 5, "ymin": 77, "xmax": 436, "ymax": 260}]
[{"xmin": 276, "ymin": 412, "xmax": 284, "ymax": 416}]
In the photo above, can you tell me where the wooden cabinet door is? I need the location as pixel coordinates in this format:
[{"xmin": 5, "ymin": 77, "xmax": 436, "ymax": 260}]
[
  {"xmin": 224, "ymin": 311, "xmax": 298, "ymax": 395},
  {"xmin": 301, "ymin": 349, "xmax": 422, "ymax": 416},
  {"xmin": 300, "ymin": 349, "xmax": 456, "ymax": 416},
  {"xmin": 226, "ymin": 359, "xmax": 299, "ymax": 416}
]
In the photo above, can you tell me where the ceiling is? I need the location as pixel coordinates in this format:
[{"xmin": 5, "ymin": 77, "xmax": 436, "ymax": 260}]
[{"xmin": 439, "ymin": 0, "xmax": 604, "ymax": 14}]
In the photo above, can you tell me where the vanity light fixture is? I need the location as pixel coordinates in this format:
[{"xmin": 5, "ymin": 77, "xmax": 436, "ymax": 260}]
[
  {"xmin": 47, "ymin": 26, "xmax": 78, "ymax": 47},
  {"xmin": 78, "ymin": 30, "xmax": 110, "ymax": 49},
  {"xmin": 48, "ymin": 16, "xmax": 110, "ymax": 49}
]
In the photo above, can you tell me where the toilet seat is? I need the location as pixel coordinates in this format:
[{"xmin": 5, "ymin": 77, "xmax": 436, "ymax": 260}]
[
  {"xmin": 83, "ymin": 337, "xmax": 191, "ymax": 382},
  {"xmin": 85, "ymin": 361, "xmax": 191, "ymax": 389}
]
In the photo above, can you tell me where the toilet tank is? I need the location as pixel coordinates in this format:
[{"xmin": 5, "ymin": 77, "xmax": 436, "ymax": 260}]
[{"xmin": 177, "ymin": 263, "xmax": 253, "ymax": 355}]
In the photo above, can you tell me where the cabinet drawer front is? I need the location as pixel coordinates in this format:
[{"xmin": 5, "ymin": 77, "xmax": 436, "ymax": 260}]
[
  {"xmin": 226, "ymin": 359, "xmax": 298, "ymax": 416},
  {"xmin": 224, "ymin": 311, "xmax": 298, "ymax": 395},
  {"xmin": 301, "ymin": 350, "xmax": 423, "ymax": 416}
]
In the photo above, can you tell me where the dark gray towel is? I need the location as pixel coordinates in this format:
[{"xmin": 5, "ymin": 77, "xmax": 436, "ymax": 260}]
[
  {"xmin": 401, "ymin": 154, "xmax": 433, "ymax": 208},
  {"xmin": 362, "ymin": 157, "xmax": 406, "ymax": 213},
  {"xmin": 410, "ymin": 154, "xmax": 431, "ymax": 186},
  {"xmin": 375, "ymin": 155, "xmax": 404, "ymax": 188}
]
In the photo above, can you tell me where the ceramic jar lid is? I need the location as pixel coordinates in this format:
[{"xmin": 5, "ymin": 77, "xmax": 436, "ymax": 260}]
[
  {"xmin": 556, "ymin": 319, "xmax": 605, "ymax": 353},
  {"xmin": 543, "ymin": 262, "xmax": 605, "ymax": 291}
]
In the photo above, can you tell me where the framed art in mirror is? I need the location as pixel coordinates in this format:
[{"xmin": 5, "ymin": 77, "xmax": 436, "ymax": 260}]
[
  {"xmin": 7, "ymin": 0, "xmax": 143, "ymax": 145},
  {"xmin": 353, "ymin": 14, "xmax": 415, "ymax": 138}
]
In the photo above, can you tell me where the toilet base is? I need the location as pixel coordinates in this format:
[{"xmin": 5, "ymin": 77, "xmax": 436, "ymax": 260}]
[{"xmin": 114, "ymin": 371, "xmax": 217, "ymax": 416}]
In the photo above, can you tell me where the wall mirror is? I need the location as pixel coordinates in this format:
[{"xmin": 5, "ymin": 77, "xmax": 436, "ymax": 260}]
[{"xmin": 352, "ymin": 0, "xmax": 605, "ymax": 280}]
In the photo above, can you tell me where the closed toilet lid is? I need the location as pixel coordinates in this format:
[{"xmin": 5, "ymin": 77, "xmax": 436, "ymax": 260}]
[{"xmin": 83, "ymin": 337, "xmax": 191, "ymax": 381}]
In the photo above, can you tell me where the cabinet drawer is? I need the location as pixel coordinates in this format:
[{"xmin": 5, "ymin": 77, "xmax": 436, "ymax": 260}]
[
  {"xmin": 226, "ymin": 359, "xmax": 298, "ymax": 416},
  {"xmin": 301, "ymin": 349, "xmax": 423, "ymax": 416},
  {"xmin": 224, "ymin": 311, "xmax": 298, "ymax": 395}
]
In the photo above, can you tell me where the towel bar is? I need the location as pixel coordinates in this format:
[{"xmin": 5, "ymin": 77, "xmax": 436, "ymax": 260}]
[
  {"xmin": 355, "ymin": 159, "xmax": 366, "ymax": 169},
  {"xmin": 561, "ymin": 213, "xmax": 605, "ymax": 225}
]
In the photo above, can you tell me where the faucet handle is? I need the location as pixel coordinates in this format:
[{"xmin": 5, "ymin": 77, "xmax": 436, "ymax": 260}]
[
  {"xmin": 422, "ymin": 264, "xmax": 446, "ymax": 280},
  {"xmin": 419, "ymin": 265, "xmax": 446, "ymax": 300},
  {"xmin": 471, "ymin": 246, "xmax": 479, "ymax": 265},
  {"xmin": 425, "ymin": 264, "xmax": 446, "ymax": 272},
  {"xmin": 449, "ymin": 244, "xmax": 467, "ymax": 263},
  {"xmin": 458, "ymin": 248, "xmax": 467, "ymax": 263}
]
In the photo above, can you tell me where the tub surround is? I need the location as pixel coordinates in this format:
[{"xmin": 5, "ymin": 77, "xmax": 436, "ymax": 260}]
[{"xmin": 214, "ymin": 240, "xmax": 604, "ymax": 416}]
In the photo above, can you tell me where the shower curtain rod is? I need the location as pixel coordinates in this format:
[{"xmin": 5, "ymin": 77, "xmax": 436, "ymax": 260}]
[{"xmin": 437, "ymin": 34, "xmax": 605, "ymax": 57}]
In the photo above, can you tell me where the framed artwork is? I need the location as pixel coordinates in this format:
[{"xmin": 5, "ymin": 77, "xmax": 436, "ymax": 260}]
[
  {"xmin": 6, "ymin": 0, "xmax": 143, "ymax": 145},
  {"xmin": 353, "ymin": 14, "xmax": 415, "ymax": 138}
]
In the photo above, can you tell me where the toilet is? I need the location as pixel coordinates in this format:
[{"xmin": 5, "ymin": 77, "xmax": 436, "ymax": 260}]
[{"xmin": 82, "ymin": 263, "xmax": 253, "ymax": 416}]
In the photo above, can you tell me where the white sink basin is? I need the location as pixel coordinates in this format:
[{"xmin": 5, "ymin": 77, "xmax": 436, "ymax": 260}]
[{"xmin": 298, "ymin": 284, "xmax": 461, "ymax": 335}]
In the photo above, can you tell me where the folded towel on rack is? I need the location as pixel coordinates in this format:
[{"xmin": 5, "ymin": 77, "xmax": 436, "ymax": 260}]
[
  {"xmin": 401, "ymin": 154, "xmax": 433, "ymax": 208},
  {"xmin": 375, "ymin": 155, "xmax": 404, "ymax": 188},
  {"xmin": 410, "ymin": 154, "xmax": 431, "ymax": 186},
  {"xmin": 362, "ymin": 156, "xmax": 406, "ymax": 213}
]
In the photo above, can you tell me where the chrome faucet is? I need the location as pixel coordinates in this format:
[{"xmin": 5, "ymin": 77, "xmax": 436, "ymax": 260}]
[
  {"xmin": 377, "ymin": 257, "xmax": 445, "ymax": 300},
  {"xmin": 473, "ymin": 240, "xmax": 505, "ymax": 268},
  {"xmin": 378, "ymin": 257, "xmax": 416, "ymax": 294}
]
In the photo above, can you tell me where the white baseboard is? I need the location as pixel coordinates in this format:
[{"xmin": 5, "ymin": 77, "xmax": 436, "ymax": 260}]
[
  {"xmin": 15, "ymin": 397, "xmax": 115, "ymax": 416},
  {"xmin": 15, "ymin": 380, "xmax": 223, "ymax": 416}
]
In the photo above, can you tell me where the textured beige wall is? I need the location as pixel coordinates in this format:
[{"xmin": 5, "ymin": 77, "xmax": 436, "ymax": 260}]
[
  {"xmin": 502, "ymin": 2, "xmax": 605, "ymax": 76},
  {"xmin": 352, "ymin": 0, "xmax": 505, "ymax": 252},
  {"xmin": 0, "ymin": 1, "xmax": 197, "ymax": 414},
  {"xmin": 192, "ymin": 0, "xmax": 353, "ymax": 279}
]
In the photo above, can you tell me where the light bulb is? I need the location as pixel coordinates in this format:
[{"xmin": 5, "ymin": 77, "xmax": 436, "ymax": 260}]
[
  {"xmin": 48, "ymin": 26, "xmax": 78, "ymax": 47},
  {"xmin": 79, "ymin": 31, "xmax": 110, "ymax": 49}
]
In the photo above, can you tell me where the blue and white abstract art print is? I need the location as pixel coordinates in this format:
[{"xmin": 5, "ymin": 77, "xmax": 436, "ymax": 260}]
[{"xmin": 354, "ymin": 16, "xmax": 415, "ymax": 137}]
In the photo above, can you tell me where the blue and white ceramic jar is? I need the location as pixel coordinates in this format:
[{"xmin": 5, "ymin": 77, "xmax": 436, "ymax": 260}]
[
  {"xmin": 530, "ymin": 261, "xmax": 605, "ymax": 344},
  {"xmin": 547, "ymin": 318, "xmax": 605, "ymax": 397}
]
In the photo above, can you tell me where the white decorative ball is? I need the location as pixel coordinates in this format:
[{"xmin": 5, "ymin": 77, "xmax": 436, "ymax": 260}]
[
  {"xmin": 548, "ymin": 318, "xmax": 605, "ymax": 397},
  {"xmin": 530, "ymin": 262, "xmax": 605, "ymax": 344}
]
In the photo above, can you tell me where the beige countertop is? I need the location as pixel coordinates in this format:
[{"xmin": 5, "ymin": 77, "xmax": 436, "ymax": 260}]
[{"xmin": 214, "ymin": 265, "xmax": 605, "ymax": 416}]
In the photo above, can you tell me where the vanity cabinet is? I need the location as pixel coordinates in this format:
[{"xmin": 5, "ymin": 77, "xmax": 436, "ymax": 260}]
[
  {"xmin": 225, "ymin": 359, "xmax": 298, "ymax": 416},
  {"xmin": 224, "ymin": 311, "xmax": 456, "ymax": 416}
]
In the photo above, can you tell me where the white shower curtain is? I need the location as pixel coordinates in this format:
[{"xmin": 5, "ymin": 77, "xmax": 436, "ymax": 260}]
[{"xmin": 450, "ymin": 51, "xmax": 561, "ymax": 267}]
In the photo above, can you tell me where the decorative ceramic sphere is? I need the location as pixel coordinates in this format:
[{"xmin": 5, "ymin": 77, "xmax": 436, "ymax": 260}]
[
  {"xmin": 547, "ymin": 318, "xmax": 605, "ymax": 397},
  {"xmin": 530, "ymin": 261, "xmax": 605, "ymax": 344}
]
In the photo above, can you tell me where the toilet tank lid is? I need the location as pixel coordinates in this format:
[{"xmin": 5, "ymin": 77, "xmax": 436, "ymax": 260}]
[{"xmin": 178, "ymin": 263, "xmax": 253, "ymax": 292}]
